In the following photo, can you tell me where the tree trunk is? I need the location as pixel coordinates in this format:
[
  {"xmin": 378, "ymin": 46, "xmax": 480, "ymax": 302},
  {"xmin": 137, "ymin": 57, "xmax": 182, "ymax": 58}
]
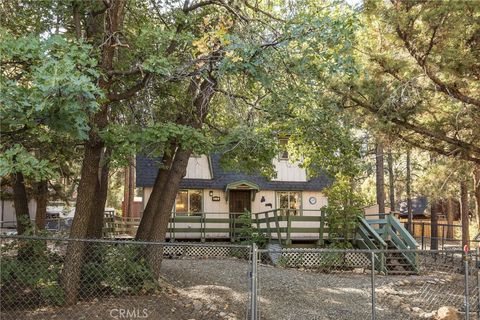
[
  {"xmin": 473, "ymin": 166, "xmax": 480, "ymax": 232},
  {"xmin": 430, "ymin": 200, "xmax": 438, "ymax": 250},
  {"xmin": 446, "ymin": 197, "xmax": 454, "ymax": 239},
  {"xmin": 406, "ymin": 149, "xmax": 413, "ymax": 233},
  {"xmin": 135, "ymin": 150, "xmax": 175, "ymax": 241},
  {"xmin": 375, "ymin": 141, "xmax": 386, "ymax": 216},
  {"xmin": 62, "ymin": 140, "xmax": 104, "ymax": 304},
  {"xmin": 87, "ymin": 147, "xmax": 110, "ymax": 239},
  {"xmin": 35, "ymin": 180, "xmax": 48, "ymax": 230},
  {"xmin": 387, "ymin": 148, "xmax": 395, "ymax": 213},
  {"xmin": 61, "ymin": 0, "xmax": 126, "ymax": 305},
  {"xmin": 147, "ymin": 149, "xmax": 192, "ymax": 276},
  {"xmin": 12, "ymin": 172, "xmax": 31, "ymax": 234},
  {"xmin": 460, "ymin": 180, "xmax": 470, "ymax": 249},
  {"xmin": 123, "ymin": 161, "xmax": 134, "ymax": 218}
]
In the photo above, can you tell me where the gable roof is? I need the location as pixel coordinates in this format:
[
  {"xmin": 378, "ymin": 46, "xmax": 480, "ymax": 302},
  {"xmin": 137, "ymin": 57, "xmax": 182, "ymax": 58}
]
[{"xmin": 136, "ymin": 154, "xmax": 332, "ymax": 191}]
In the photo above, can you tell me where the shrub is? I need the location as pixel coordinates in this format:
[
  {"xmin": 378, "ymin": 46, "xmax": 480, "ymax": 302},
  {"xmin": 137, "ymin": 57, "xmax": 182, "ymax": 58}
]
[
  {"xmin": 236, "ymin": 211, "xmax": 268, "ymax": 248},
  {"xmin": 1, "ymin": 240, "xmax": 64, "ymax": 308},
  {"xmin": 81, "ymin": 243, "xmax": 158, "ymax": 296}
]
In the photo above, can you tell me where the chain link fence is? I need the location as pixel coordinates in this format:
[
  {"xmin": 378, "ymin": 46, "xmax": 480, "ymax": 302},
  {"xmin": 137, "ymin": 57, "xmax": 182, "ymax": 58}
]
[
  {"xmin": 0, "ymin": 236, "xmax": 251, "ymax": 320},
  {"xmin": 1, "ymin": 236, "xmax": 479, "ymax": 320},
  {"xmin": 254, "ymin": 247, "xmax": 479, "ymax": 320}
]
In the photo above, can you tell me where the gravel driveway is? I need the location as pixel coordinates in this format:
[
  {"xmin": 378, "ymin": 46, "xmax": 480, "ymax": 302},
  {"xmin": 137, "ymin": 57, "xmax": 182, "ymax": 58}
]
[{"xmin": 161, "ymin": 258, "xmax": 409, "ymax": 320}]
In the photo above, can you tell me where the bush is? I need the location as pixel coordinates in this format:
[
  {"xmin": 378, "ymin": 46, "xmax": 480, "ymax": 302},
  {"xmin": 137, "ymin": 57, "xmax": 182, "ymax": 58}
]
[
  {"xmin": 81, "ymin": 243, "xmax": 158, "ymax": 296},
  {"xmin": 235, "ymin": 211, "xmax": 268, "ymax": 248},
  {"xmin": 0, "ymin": 240, "xmax": 160, "ymax": 311},
  {"xmin": 1, "ymin": 240, "xmax": 64, "ymax": 308}
]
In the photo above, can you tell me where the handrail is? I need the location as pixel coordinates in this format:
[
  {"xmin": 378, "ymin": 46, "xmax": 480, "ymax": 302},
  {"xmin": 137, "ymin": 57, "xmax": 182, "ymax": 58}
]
[
  {"xmin": 357, "ymin": 216, "xmax": 388, "ymax": 248},
  {"xmin": 388, "ymin": 215, "xmax": 419, "ymax": 249}
]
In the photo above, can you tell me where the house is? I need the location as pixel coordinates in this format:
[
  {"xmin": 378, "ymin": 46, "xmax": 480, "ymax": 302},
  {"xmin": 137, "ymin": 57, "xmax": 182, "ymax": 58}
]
[
  {"xmin": 135, "ymin": 150, "xmax": 332, "ymax": 242},
  {"xmin": 397, "ymin": 196, "xmax": 430, "ymax": 219}
]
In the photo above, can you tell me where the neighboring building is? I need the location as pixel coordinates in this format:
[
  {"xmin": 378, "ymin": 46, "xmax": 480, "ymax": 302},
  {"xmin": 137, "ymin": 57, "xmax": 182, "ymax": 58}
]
[
  {"xmin": 397, "ymin": 196, "xmax": 430, "ymax": 219},
  {"xmin": 0, "ymin": 198, "xmax": 37, "ymax": 229},
  {"xmin": 135, "ymin": 151, "xmax": 332, "ymax": 241}
]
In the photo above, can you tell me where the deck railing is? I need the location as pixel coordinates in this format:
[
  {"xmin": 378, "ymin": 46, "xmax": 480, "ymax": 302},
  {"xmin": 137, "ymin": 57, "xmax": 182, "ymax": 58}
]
[
  {"xmin": 103, "ymin": 211, "xmax": 248, "ymax": 241},
  {"xmin": 252, "ymin": 209, "xmax": 327, "ymax": 245}
]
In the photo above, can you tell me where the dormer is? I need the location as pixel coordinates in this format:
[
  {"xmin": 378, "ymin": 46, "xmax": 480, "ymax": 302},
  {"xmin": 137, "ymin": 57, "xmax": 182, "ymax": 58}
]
[
  {"xmin": 272, "ymin": 137, "xmax": 307, "ymax": 182},
  {"xmin": 184, "ymin": 155, "xmax": 212, "ymax": 179}
]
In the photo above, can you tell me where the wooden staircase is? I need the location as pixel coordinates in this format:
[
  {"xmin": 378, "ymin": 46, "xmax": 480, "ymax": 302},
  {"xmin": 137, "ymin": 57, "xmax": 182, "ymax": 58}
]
[
  {"xmin": 384, "ymin": 240, "xmax": 417, "ymax": 275},
  {"xmin": 356, "ymin": 214, "xmax": 419, "ymax": 275}
]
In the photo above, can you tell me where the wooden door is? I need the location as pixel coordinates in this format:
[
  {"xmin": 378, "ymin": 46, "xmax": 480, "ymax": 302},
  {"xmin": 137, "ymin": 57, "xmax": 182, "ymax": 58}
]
[
  {"xmin": 229, "ymin": 190, "xmax": 251, "ymax": 240},
  {"xmin": 229, "ymin": 190, "xmax": 251, "ymax": 213}
]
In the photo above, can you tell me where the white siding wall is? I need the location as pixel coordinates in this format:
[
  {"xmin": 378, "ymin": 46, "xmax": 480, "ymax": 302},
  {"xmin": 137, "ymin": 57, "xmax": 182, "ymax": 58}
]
[
  {"xmin": 185, "ymin": 155, "xmax": 212, "ymax": 179},
  {"xmin": 255, "ymin": 191, "xmax": 328, "ymax": 239},
  {"xmin": 202, "ymin": 189, "xmax": 229, "ymax": 238},
  {"xmin": 272, "ymin": 158, "xmax": 307, "ymax": 182},
  {"xmin": 141, "ymin": 187, "xmax": 329, "ymax": 240},
  {"xmin": 252, "ymin": 190, "xmax": 276, "ymax": 213}
]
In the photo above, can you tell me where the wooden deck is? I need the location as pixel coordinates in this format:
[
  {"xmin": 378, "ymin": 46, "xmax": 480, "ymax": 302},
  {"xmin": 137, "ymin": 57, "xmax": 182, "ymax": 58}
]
[{"xmin": 103, "ymin": 209, "xmax": 328, "ymax": 244}]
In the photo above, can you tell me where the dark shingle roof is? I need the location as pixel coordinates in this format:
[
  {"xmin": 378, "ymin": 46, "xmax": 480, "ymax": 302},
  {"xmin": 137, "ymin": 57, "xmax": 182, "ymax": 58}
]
[
  {"xmin": 397, "ymin": 196, "xmax": 429, "ymax": 217},
  {"xmin": 136, "ymin": 154, "xmax": 332, "ymax": 191}
]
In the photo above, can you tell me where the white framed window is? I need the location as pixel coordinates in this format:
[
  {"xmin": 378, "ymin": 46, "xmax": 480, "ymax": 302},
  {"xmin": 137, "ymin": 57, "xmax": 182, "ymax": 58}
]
[
  {"xmin": 278, "ymin": 138, "xmax": 289, "ymax": 160},
  {"xmin": 174, "ymin": 189, "xmax": 203, "ymax": 216},
  {"xmin": 276, "ymin": 191, "xmax": 302, "ymax": 216}
]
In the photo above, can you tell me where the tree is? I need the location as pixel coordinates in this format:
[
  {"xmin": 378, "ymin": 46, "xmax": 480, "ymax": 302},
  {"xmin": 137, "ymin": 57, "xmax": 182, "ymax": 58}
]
[
  {"xmin": 335, "ymin": 0, "xmax": 480, "ymax": 164},
  {"xmin": 100, "ymin": 1, "xmax": 359, "ymax": 276},
  {"xmin": 0, "ymin": 30, "xmax": 101, "ymax": 234},
  {"xmin": 323, "ymin": 175, "xmax": 365, "ymax": 248},
  {"xmin": 387, "ymin": 147, "xmax": 395, "ymax": 212}
]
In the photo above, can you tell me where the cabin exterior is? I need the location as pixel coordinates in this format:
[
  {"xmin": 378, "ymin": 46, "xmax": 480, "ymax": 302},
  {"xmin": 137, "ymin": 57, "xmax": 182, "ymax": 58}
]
[{"xmin": 135, "ymin": 153, "xmax": 332, "ymax": 242}]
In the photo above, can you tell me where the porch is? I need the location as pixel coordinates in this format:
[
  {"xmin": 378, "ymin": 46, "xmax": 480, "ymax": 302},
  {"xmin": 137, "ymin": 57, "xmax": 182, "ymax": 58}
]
[{"xmin": 102, "ymin": 209, "xmax": 327, "ymax": 244}]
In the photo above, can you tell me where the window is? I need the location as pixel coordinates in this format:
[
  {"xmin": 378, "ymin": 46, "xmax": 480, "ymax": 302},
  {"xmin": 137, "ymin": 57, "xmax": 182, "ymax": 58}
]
[
  {"xmin": 276, "ymin": 191, "xmax": 302, "ymax": 216},
  {"xmin": 174, "ymin": 190, "xmax": 203, "ymax": 216},
  {"xmin": 278, "ymin": 138, "xmax": 289, "ymax": 160}
]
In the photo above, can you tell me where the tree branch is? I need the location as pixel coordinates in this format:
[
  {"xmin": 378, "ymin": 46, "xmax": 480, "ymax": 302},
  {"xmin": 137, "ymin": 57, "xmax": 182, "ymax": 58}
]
[
  {"xmin": 395, "ymin": 23, "xmax": 480, "ymax": 110},
  {"xmin": 398, "ymin": 132, "xmax": 480, "ymax": 164},
  {"xmin": 183, "ymin": 0, "xmax": 215, "ymax": 13},
  {"xmin": 107, "ymin": 73, "xmax": 151, "ymax": 102},
  {"xmin": 335, "ymin": 88, "xmax": 480, "ymax": 159}
]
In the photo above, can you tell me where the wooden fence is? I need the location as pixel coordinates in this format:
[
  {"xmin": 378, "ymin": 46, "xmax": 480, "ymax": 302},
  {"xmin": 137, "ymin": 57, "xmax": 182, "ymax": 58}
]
[{"xmin": 399, "ymin": 218, "xmax": 462, "ymax": 239}]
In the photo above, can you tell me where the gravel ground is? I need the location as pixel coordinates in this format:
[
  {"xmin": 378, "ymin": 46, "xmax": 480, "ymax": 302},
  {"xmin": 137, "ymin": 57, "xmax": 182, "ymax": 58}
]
[{"xmin": 161, "ymin": 258, "xmax": 410, "ymax": 320}]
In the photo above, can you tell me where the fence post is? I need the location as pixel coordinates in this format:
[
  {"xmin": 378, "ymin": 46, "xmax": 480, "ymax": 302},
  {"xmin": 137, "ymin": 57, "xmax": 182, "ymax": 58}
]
[
  {"xmin": 318, "ymin": 209, "xmax": 325, "ymax": 247},
  {"xmin": 273, "ymin": 210, "xmax": 282, "ymax": 244},
  {"xmin": 250, "ymin": 243, "xmax": 258, "ymax": 320},
  {"xmin": 371, "ymin": 251, "xmax": 376, "ymax": 320},
  {"xmin": 265, "ymin": 212, "xmax": 272, "ymax": 240},
  {"xmin": 464, "ymin": 256, "xmax": 470, "ymax": 320},
  {"xmin": 201, "ymin": 212, "xmax": 206, "ymax": 243},
  {"xmin": 421, "ymin": 223, "xmax": 425, "ymax": 250},
  {"xmin": 286, "ymin": 212, "xmax": 292, "ymax": 246}
]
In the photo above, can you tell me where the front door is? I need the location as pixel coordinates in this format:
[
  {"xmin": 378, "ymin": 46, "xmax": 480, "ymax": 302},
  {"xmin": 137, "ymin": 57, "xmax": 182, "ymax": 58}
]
[{"xmin": 229, "ymin": 190, "xmax": 251, "ymax": 240}]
